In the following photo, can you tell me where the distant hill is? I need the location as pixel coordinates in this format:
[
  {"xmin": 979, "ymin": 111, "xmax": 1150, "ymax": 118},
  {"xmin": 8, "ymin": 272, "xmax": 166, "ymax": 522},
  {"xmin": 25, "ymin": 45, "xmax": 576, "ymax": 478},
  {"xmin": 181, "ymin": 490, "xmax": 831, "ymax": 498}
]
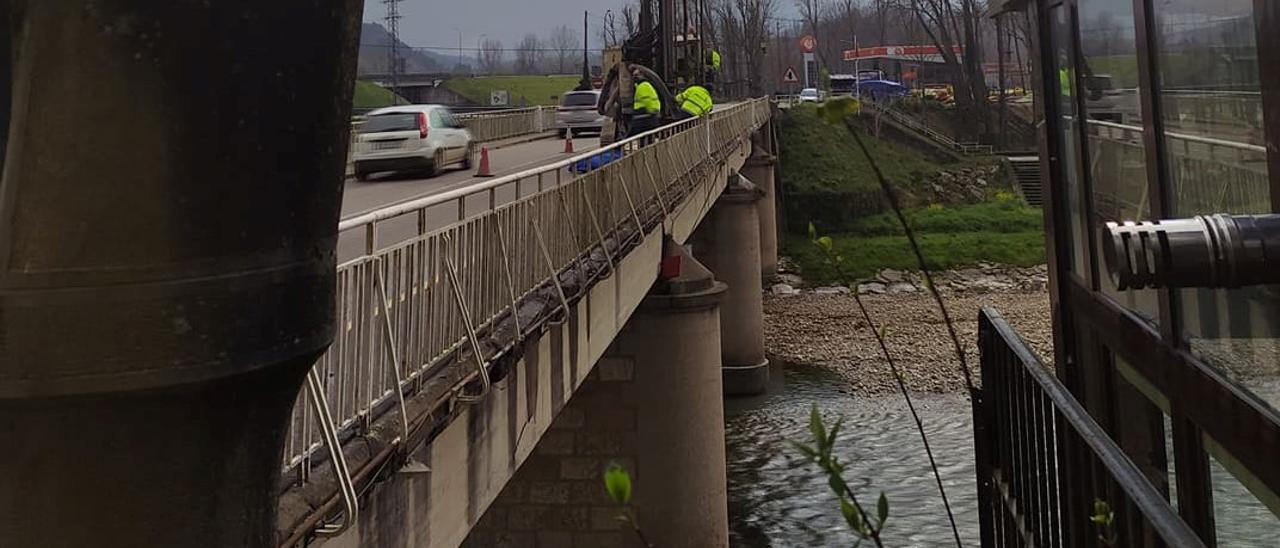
[{"xmin": 359, "ymin": 22, "xmax": 457, "ymax": 75}]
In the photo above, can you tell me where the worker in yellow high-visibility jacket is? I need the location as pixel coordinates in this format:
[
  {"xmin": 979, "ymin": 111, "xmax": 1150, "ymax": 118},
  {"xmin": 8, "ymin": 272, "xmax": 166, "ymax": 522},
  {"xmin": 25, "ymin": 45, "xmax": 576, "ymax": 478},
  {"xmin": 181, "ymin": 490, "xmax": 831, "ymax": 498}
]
[
  {"xmin": 629, "ymin": 67, "xmax": 663, "ymax": 139},
  {"xmin": 634, "ymin": 78, "xmax": 661, "ymax": 115},
  {"xmin": 675, "ymin": 84, "xmax": 714, "ymax": 118},
  {"xmin": 705, "ymin": 49, "xmax": 722, "ymax": 85}
]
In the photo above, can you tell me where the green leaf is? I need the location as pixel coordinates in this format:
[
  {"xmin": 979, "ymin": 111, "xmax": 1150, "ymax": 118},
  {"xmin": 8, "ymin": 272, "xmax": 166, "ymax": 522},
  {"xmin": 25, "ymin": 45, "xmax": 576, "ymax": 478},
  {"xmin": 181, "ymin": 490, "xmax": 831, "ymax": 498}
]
[
  {"xmin": 1090, "ymin": 499, "xmax": 1114, "ymax": 526},
  {"xmin": 809, "ymin": 405, "xmax": 827, "ymax": 448},
  {"xmin": 817, "ymin": 236, "xmax": 834, "ymax": 253},
  {"xmin": 603, "ymin": 462, "xmax": 633, "ymax": 505},
  {"xmin": 817, "ymin": 97, "xmax": 861, "ymax": 124},
  {"xmin": 791, "ymin": 440, "xmax": 820, "ymax": 461},
  {"xmin": 827, "ymin": 418, "xmax": 845, "ymax": 454},
  {"xmin": 808, "ymin": 222, "xmax": 818, "ymax": 241},
  {"xmin": 877, "ymin": 492, "xmax": 889, "ymax": 525},
  {"xmin": 840, "ymin": 496, "xmax": 858, "ymax": 526},
  {"xmin": 828, "ymin": 474, "xmax": 846, "ymax": 496},
  {"xmin": 845, "ymin": 497, "xmax": 865, "ymax": 532}
]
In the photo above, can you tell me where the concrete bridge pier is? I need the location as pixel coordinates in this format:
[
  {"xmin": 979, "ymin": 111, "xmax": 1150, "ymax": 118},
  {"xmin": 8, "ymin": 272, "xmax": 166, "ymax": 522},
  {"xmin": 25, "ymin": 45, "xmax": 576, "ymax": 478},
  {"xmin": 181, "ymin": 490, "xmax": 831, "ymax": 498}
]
[
  {"xmin": 632, "ymin": 242, "xmax": 731, "ymax": 547},
  {"xmin": 463, "ymin": 241, "xmax": 730, "ymax": 548},
  {"xmin": 742, "ymin": 151, "xmax": 779, "ymax": 278},
  {"xmin": 691, "ymin": 176, "xmax": 770, "ymax": 396}
]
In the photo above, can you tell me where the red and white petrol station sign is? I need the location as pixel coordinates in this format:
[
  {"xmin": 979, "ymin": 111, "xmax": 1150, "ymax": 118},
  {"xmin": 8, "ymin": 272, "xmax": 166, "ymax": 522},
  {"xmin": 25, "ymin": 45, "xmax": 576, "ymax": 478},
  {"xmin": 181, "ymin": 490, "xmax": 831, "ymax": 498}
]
[{"xmin": 799, "ymin": 35, "xmax": 817, "ymax": 53}]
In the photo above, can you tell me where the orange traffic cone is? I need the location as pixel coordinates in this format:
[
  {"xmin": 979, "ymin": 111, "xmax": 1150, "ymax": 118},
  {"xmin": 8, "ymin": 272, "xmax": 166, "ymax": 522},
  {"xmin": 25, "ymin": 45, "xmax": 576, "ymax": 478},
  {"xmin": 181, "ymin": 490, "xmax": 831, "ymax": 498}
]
[
  {"xmin": 475, "ymin": 147, "xmax": 494, "ymax": 177},
  {"xmin": 563, "ymin": 134, "xmax": 575, "ymax": 154}
]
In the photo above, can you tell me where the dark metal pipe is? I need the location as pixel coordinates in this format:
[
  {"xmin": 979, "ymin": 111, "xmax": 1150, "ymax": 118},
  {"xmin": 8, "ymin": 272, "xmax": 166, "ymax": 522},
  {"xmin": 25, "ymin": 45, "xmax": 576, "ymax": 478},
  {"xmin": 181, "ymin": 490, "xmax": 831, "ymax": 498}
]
[
  {"xmin": 0, "ymin": 2, "xmax": 363, "ymax": 546},
  {"xmin": 1103, "ymin": 214, "xmax": 1280, "ymax": 290}
]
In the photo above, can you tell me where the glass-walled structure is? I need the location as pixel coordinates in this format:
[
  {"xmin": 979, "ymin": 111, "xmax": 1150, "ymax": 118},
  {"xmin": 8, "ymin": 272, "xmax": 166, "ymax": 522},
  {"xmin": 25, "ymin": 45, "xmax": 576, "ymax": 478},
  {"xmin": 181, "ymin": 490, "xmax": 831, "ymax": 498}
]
[{"xmin": 989, "ymin": 0, "xmax": 1279, "ymax": 544}]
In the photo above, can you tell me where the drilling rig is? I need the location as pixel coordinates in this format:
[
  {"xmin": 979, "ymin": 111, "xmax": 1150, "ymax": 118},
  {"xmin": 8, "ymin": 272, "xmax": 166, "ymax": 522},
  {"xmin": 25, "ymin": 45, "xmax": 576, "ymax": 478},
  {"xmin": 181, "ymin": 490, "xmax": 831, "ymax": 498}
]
[{"xmin": 599, "ymin": 0, "xmax": 711, "ymax": 143}]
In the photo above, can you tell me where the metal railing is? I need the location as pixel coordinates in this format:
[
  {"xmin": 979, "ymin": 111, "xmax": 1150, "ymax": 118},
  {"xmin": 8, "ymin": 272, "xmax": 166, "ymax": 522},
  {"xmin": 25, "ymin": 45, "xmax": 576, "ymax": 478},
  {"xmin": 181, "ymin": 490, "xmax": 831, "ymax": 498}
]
[
  {"xmin": 1086, "ymin": 119, "xmax": 1270, "ymax": 218},
  {"xmin": 283, "ymin": 99, "xmax": 771, "ymax": 486},
  {"xmin": 350, "ymin": 106, "xmax": 554, "ymax": 148},
  {"xmin": 455, "ymin": 106, "xmax": 557, "ymax": 143},
  {"xmin": 863, "ymin": 100, "xmax": 995, "ymax": 155},
  {"xmin": 973, "ymin": 307, "xmax": 1205, "ymax": 547}
]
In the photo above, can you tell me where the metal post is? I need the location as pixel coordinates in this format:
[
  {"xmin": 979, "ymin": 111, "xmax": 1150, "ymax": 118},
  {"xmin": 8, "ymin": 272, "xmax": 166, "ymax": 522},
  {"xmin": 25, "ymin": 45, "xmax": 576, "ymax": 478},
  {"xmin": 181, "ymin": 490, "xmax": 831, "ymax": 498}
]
[{"xmin": 443, "ymin": 235, "xmax": 493, "ymax": 403}]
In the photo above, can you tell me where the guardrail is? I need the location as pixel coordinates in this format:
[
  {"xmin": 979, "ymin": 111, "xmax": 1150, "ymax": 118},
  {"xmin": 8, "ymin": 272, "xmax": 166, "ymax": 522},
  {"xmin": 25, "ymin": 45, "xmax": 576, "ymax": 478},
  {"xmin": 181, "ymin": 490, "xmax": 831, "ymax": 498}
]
[
  {"xmin": 283, "ymin": 99, "xmax": 771, "ymax": 497},
  {"xmin": 973, "ymin": 308, "xmax": 1204, "ymax": 547},
  {"xmin": 456, "ymin": 106, "xmax": 557, "ymax": 142},
  {"xmin": 1086, "ymin": 119, "xmax": 1269, "ymax": 217},
  {"xmin": 863, "ymin": 101, "xmax": 995, "ymax": 155}
]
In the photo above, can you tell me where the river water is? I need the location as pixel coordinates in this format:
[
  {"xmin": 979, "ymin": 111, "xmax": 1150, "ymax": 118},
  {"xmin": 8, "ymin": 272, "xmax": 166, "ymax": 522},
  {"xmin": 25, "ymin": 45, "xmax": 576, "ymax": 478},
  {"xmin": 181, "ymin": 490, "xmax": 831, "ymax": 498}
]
[
  {"xmin": 723, "ymin": 362, "xmax": 1277, "ymax": 547},
  {"xmin": 724, "ymin": 363, "xmax": 981, "ymax": 547}
]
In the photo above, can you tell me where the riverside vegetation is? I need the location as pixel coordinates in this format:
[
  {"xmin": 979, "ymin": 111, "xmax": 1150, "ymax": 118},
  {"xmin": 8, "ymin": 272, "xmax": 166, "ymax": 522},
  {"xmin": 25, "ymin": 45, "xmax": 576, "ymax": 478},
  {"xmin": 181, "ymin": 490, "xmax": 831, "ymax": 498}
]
[{"xmin": 777, "ymin": 103, "xmax": 1046, "ymax": 282}]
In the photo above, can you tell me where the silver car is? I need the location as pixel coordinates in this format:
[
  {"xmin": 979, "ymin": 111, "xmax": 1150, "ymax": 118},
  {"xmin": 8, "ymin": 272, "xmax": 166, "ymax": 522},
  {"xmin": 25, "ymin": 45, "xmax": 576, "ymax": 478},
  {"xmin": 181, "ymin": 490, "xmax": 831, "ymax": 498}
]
[{"xmin": 555, "ymin": 90, "xmax": 605, "ymax": 137}]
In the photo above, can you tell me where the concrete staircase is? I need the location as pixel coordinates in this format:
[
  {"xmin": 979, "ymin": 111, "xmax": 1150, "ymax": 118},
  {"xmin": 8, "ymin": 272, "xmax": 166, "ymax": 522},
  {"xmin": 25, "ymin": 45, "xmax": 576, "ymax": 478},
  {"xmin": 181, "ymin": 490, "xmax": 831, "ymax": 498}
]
[{"xmin": 1007, "ymin": 156, "xmax": 1043, "ymax": 206}]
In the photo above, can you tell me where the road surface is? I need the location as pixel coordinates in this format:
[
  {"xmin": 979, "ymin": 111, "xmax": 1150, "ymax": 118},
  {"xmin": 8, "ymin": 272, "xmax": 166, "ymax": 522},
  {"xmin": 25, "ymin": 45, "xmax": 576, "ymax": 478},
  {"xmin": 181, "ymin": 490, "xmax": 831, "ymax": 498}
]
[{"xmin": 337, "ymin": 135, "xmax": 600, "ymax": 261}]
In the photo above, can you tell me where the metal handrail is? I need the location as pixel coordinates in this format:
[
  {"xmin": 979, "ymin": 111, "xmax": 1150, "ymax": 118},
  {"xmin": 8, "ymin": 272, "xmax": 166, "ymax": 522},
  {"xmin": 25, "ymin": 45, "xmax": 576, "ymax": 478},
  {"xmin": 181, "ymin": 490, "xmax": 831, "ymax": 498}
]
[
  {"xmin": 863, "ymin": 100, "xmax": 994, "ymax": 155},
  {"xmin": 1087, "ymin": 118, "xmax": 1266, "ymax": 154},
  {"xmin": 455, "ymin": 106, "xmax": 555, "ymax": 142},
  {"xmin": 304, "ymin": 369, "xmax": 359, "ymax": 537},
  {"xmin": 283, "ymin": 99, "xmax": 772, "ymax": 486},
  {"xmin": 974, "ymin": 307, "xmax": 1204, "ymax": 547},
  {"xmin": 1085, "ymin": 118, "xmax": 1269, "ymax": 216}
]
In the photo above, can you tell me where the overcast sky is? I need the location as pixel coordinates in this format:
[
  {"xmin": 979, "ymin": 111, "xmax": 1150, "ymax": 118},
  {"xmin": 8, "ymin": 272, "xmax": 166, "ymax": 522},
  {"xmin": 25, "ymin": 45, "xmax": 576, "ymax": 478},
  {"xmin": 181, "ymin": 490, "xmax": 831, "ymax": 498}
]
[{"xmin": 363, "ymin": 1, "xmax": 801, "ymax": 53}]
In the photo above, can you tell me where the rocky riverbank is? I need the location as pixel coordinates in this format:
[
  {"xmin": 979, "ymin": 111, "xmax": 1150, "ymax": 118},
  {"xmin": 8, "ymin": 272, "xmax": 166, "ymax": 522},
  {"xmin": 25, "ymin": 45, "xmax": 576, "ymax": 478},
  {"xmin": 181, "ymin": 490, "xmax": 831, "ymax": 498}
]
[{"xmin": 765, "ymin": 264, "xmax": 1054, "ymax": 394}]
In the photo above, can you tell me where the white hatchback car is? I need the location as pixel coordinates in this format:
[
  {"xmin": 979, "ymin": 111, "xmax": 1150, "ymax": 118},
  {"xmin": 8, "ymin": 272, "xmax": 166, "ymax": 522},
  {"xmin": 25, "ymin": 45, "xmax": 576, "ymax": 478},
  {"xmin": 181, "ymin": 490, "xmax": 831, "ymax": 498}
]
[
  {"xmin": 798, "ymin": 88, "xmax": 822, "ymax": 103},
  {"xmin": 353, "ymin": 105, "xmax": 473, "ymax": 181}
]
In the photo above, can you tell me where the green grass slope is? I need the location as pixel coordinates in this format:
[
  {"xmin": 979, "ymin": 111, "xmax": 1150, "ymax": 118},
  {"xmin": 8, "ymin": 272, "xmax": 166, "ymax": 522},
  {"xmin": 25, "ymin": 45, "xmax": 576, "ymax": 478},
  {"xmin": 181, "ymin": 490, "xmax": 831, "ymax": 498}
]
[
  {"xmin": 354, "ymin": 80, "xmax": 403, "ymax": 109},
  {"xmin": 779, "ymin": 104, "xmax": 953, "ymax": 233},
  {"xmin": 445, "ymin": 75, "xmax": 582, "ymax": 106}
]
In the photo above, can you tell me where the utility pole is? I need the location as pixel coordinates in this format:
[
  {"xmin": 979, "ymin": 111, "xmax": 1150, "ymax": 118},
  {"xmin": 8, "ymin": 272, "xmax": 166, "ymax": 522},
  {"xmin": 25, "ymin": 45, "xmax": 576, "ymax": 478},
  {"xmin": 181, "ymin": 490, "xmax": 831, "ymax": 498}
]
[
  {"xmin": 578, "ymin": 11, "xmax": 592, "ymax": 90},
  {"xmin": 457, "ymin": 28, "xmax": 463, "ymax": 72},
  {"xmin": 384, "ymin": 0, "xmax": 403, "ymax": 102}
]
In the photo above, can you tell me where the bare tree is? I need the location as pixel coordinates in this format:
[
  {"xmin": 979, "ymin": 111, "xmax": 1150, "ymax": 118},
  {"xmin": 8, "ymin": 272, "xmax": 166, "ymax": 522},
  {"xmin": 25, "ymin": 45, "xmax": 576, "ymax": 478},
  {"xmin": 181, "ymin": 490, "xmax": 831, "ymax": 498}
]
[
  {"xmin": 795, "ymin": 0, "xmax": 831, "ymax": 65},
  {"xmin": 601, "ymin": 10, "xmax": 621, "ymax": 47},
  {"xmin": 479, "ymin": 38, "xmax": 504, "ymax": 74},
  {"xmin": 549, "ymin": 25, "xmax": 579, "ymax": 74},
  {"xmin": 515, "ymin": 33, "xmax": 546, "ymax": 74},
  {"xmin": 735, "ymin": 0, "xmax": 779, "ymax": 95},
  {"xmin": 622, "ymin": 4, "xmax": 639, "ymax": 36},
  {"xmin": 837, "ymin": 0, "xmax": 862, "ymax": 44},
  {"xmin": 900, "ymin": 0, "xmax": 990, "ymax": 137}
]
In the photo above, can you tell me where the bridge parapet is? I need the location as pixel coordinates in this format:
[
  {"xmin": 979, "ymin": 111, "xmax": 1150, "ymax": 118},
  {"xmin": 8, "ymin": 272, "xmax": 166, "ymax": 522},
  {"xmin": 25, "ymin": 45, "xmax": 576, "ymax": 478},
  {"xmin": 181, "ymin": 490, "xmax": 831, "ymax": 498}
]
[
  {"xmin": 455, "ymin": 107, "xmax": 558, "ymax": 143},
  {"xmin": 279, "ymin": 99, "xmax": 771, "ymax": 544}
]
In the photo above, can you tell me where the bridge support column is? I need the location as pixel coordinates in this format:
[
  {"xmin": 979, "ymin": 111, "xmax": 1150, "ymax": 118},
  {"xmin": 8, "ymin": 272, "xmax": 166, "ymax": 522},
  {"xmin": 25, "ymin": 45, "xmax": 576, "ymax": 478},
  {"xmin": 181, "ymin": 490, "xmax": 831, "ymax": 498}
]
[
  {"xmin": 464, "ymin": 240, "xmax": 729, "ymax": 548},
  {"xmin": 692, "ymin": 176, "xmax": 769, "ymax": 396},
  {"xmin": 742, "ymin": 152, "xmax": 779, "ymax": 278},
  {"xmin": 632, "ymin": 242, "xmax": 730, "ymax": 547}
]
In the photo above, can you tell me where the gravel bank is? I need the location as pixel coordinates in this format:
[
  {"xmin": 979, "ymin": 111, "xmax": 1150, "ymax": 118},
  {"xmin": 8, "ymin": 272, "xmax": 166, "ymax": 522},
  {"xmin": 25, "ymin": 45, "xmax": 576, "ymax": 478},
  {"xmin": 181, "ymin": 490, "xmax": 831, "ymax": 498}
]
[{"xmin": 765, "ymin": 288, "xmax": 1053, "ymax": 394}]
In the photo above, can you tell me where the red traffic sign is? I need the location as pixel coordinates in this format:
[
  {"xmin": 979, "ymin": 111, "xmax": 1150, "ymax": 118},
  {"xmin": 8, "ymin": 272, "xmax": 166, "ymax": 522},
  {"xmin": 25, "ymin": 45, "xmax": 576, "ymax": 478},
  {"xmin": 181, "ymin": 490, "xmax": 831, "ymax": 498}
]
[
  {"xmin": 782, "ymin": 67, "xmax": 799, "ymax": 83},
  {"xmin": 800, "ymin": 35, "xmax": 817, "ymax": 53}
]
